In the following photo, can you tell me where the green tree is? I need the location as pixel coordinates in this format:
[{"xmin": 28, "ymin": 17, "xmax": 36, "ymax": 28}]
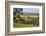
[{"xmin": 13, "ymin": 8, "xmax": 23, "ymax": 21}]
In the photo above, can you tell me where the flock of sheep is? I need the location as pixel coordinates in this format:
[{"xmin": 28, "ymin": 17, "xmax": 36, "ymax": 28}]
[{"xmin": 14, "ymin": 15, "xmax": 39, "ymax": 25}]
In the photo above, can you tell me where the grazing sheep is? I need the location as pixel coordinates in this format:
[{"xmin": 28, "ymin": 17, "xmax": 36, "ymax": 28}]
[
  {"xmin": 23, "ymin": 16, "xmax": 32, "ymax": 24},
  {"xmin": 15, "ymin": 15, "xmax": 39, "ymax": 24}
]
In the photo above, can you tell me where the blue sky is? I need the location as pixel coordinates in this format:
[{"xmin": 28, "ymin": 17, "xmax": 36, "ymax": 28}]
[{"xmin": 23, "ymin": 8, "xmax": 39, "ymax": 13}]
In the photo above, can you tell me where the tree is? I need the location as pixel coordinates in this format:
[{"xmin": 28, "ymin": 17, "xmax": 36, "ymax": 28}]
[{"xmin": 13, "ymin": 8, "xmax": 23, "ymax": 21}]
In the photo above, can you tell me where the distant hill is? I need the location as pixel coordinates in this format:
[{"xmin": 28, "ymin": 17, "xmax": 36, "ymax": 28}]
[{"xmin": 23, "ymin": 13, "xmax": 39, "ymax": 16}]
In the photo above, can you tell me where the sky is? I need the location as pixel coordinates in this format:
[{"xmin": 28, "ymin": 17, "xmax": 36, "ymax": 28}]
[{"xmin": 23, "ymin": 8, "xmax": 39, "ymax": 13}]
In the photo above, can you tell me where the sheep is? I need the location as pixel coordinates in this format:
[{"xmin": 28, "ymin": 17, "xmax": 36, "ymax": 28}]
[
  {"xmin": 15, "ymin": 15, "xmax": 32, "ymax": 24},
  {"xmin": 23, "ymin": 16, "xmax": 32, "ymax": 24}
]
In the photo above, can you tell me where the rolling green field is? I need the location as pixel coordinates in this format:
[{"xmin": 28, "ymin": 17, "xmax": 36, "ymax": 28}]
[
  {"xmin": 13, "ymin": 13, "xmax": 39, "ymax": 28},
  {"xmin": 13, "ymin": 22, "xmax": 33, "ymax": 28}
]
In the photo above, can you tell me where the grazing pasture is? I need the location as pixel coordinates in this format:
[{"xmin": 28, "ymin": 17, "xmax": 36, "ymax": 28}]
[{"xmin": 13, "ymin": 13, "xmax": 39, "ymax": 28}]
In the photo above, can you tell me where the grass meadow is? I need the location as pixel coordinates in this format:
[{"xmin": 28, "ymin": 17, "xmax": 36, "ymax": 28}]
[{"xmin": 13, "ymin": 13, "xmax": 39, "ymax": 28}]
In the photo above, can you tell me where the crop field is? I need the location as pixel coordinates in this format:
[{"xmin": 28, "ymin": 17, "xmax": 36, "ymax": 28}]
[{"xmin": 13, "ymin": 13, "xmax": 39, "ymax": 28}]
